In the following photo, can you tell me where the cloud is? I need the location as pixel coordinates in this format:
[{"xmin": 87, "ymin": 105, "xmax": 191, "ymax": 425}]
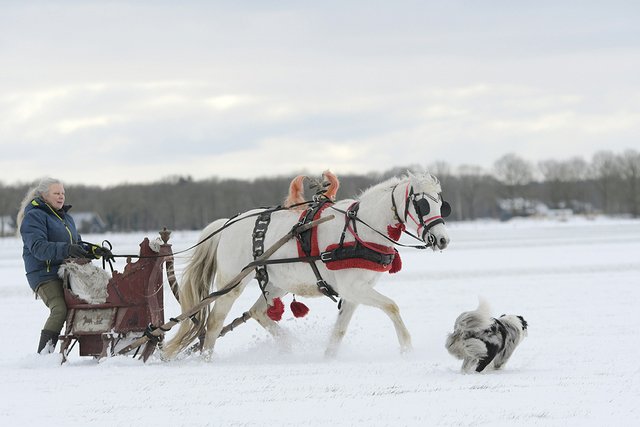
[{"xmin": 1, "ymin": 1, "xmax": 639, "ymax": 186}]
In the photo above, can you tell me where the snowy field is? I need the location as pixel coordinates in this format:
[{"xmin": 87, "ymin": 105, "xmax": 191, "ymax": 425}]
[{"xmin": 1, "ymin": 216, "xmax": 639, "ymax": 426}]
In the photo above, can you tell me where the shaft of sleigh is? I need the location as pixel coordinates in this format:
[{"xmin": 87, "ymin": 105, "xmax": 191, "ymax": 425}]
[
  {"xmin": 219, "ymin": 311, "xmax": 253, "ymax": 337},
  {"xmin": 117, "ymin": 214, "xmax": 335, "ymax": 358}
]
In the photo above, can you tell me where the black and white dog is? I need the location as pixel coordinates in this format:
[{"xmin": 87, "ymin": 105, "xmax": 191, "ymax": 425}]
[{"xmin": 445, "ymin": 299, "xmax": 528, "ymax": 373}]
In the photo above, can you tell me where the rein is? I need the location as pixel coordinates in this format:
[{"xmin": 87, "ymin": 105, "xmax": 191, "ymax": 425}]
[
  {"xmin": 243, "ymin": 199, "xmax": 437, "ymax": 271},
  {"xmin": 83, "ymin": 182, "xmax": 448, "ymax": 280},
  {"xmin": 327, "ymin": 203, "xmax": 433, "ymax": 250},
  {"xmin": 81, "ymin": 201, "xmax": 313, "ymax": 264}
]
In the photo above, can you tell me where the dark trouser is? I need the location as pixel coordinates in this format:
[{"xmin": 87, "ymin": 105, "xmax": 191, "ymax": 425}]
[{"xmin": 35, "ymin": 278, "xmax": 68, "ymax": 334}]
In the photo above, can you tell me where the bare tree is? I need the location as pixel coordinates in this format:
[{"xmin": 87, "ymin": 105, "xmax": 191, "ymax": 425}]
[
  {"xmin": 565, "ymin": 157, "xmax": 590, "ymax": 213},
  {"xmin": 538, "ymin": 159, "xmax": 568, "ymax": 208},
  {"xmin": 591, "ymin": 151, "xmax": 622, "ymax": 214},
  {"xmin": 0, "ymin": 183, "xmax": 29, "ymax": 236},
  {"xmin": 428, "ymin": 161, "xmax": 453, "ymax": 188},
  {"xmin": 456, "ymin": 165, "xmax": 485, "ymax": 220},
  {"xmin": 2, "ymin": 152, "xmax": 640, "ymax": 231},
  {"xmin": 493, "ymin": 153, "xmax": 535, "ymax": 215},
  {"xmin": 538, "ymin": 156, "xmax": 589, "ymax": 211},
  {"xmin": 619, "ymin": 149, "xmax": 640, "ymax": 217},
  {"xmin": 0, "ymin": 183, "xmax": 9, "ymax": 236}
]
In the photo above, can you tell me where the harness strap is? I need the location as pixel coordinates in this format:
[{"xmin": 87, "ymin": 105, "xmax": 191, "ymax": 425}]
[
  {"xmin": 309, "ymin": 259, "xmax": 339, "ymax": 302},
  {"xmin": 390, "ymin": 184, "xmax": 403, "ymax": 223},
  {"xmin": 252, "ymin": 209, "xmax": 273, "ymax": 301},
  {"xmin": 296, "ymin": 197, "xmax": 340, "ymax": 301},
  {"xmin": 297, "ymin": 198, "xmax": 333, "ymax": 257},
  {"xmin": 320, "ymin": 242, "xmax": 395, "ymax": 266}
]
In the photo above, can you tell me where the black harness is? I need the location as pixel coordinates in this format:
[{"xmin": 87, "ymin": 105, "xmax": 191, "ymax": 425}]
[
  {"xmin": 293, "ymin": 197, "xmax": 340, "ymax": 301},
  {"xmin": 252, "ymin": 209, "xmax": 274, "ymax": 298},
  {"xmin": 320, "ymin": 202, "xmax": 395, "ymax": 267},
  {"xmin": 251, "ymin": 198, "xmax": 400, "ymax": 304}
]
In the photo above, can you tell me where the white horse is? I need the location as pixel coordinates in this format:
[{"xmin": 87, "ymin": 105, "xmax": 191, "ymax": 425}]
[{"xmin": 163, "ymin": 171, "xmax": 450, "ymax": 359}]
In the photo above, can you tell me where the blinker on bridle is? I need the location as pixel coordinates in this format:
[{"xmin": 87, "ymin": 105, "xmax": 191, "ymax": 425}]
[
  {"xmin": 412, "ymin": 191, "xmax": 452, "ymax": 220},
  {"xmin": 391, "ymin": 184, "xmax": 452, "ymax": 237}
]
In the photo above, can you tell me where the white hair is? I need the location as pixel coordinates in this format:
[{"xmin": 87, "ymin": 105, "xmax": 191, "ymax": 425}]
[{"xmin": 16, "ymin": 178, "xmax": 63, "ymax": 237}]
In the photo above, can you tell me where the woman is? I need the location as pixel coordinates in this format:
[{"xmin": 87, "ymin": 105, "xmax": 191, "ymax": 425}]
[{"xmin": 17, "ymin": 178, "xmax": 107, "ymax": 354}]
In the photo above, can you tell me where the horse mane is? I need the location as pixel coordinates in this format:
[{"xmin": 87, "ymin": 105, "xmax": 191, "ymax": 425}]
[
  {"xmin": 357, "ymin": 172, "xmax": 441, "ymax": 202},
  {"xmin": 285, "ymin": 170, "xmax": 340, "ymax": 211},
  {"xmin": 409, "ymin": 171, "xmax": 441, "ymax": 193}
]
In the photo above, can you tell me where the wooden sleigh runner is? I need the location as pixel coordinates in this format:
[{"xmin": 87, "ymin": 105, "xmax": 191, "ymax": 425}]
[{"xmin": 58, "ymin": 228, "xmax": 177, "ymax": 363}]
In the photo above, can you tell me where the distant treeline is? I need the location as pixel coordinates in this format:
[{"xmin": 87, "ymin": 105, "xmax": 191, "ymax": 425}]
[{"xmin": 1, "ymin": 149, "xmax": 639, "ymax": 234}]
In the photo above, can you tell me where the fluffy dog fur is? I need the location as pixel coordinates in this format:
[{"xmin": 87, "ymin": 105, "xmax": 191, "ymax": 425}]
[{"xmin": 445, "ymin": 298, "xmax": 528, "ymax": 373}]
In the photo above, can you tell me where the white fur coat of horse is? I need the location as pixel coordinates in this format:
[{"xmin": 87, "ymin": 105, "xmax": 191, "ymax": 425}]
[{"xmin": 163, "ymin": 172, "xmax": 450, "ymax": 359}]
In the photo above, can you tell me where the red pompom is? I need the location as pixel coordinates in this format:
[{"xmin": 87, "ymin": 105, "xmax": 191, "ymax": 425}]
[
  {"xmin": 267, "ymin": 297, "xmax": 285, "ymax": 321},
  {"xmin": 389, "ymin": 249, "xmax": 402, "ymax": 274},
  {"xmin": 290, "ymin": 299, "xmax": 310, "ymax": 318},
  {"xmin": 387, "ymin": 223, "xmax": 405, "ymax": 241}
]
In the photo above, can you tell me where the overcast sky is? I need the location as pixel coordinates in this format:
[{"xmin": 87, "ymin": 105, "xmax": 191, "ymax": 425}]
[{"xmin": 1, "ymin": 0, "xmax": 639, "ymax": 187}]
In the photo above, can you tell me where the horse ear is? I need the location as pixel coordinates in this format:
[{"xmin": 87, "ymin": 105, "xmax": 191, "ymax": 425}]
[{"xmin": 405, "ymin": 171, "xmax": 420, "ymax": 189}]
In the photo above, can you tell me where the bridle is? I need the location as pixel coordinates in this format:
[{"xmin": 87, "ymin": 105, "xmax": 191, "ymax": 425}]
[{"xmin": 391, "ymin": 184, "xmax": 452, "ymax": 243}]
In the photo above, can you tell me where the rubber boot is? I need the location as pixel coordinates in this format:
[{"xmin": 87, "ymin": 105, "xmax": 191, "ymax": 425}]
[{"xmin": 37, "ymin": 329, "xmax": 59, "ymax": 354}]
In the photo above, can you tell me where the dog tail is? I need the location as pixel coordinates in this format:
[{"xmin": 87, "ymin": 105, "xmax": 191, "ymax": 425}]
[
  {"xmin": 454, "ymin": 297, "xmax": 494, "ymax": 333},
  {"xmin": 476, "ymin": 297, "xmax": 492, "ymax": 318}
]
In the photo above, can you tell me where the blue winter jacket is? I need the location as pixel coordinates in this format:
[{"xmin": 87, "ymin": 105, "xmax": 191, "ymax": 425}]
[{"xmin": 20, "ymin": 198, "xmax": 82, "ymax": 291}]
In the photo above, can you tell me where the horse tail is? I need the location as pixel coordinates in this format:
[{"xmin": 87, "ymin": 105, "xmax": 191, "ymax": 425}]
[
  {"xmin": 284, "ymin": 174, "xmax": 308, "ymax": 210},
  {"xmin": 323, "ymin": 169, "xmax": 339, "ymax": 201},
  {"xmin": 163, "ymin": 218, "xmax": 227, "ymax": 358}
]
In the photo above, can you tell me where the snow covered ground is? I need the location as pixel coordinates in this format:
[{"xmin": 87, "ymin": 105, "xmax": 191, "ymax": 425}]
[{"xmin": 1, "ymin": 216, "xmax": 639, "ymax": 426}]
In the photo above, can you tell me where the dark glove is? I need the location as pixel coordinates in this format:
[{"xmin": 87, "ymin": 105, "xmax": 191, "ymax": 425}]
[
  {"xmin": 93, "ymin": 246, "xmax": 115, "ymax": 262},
  {"xmin": 68, "ymin": 244, "xmax": 89, "ymax": 259}
]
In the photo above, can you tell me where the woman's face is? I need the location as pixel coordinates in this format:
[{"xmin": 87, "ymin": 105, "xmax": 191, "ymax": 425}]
[{"xmin": 42, "ymin": 183, "xmax": 65, "ymax": 210}]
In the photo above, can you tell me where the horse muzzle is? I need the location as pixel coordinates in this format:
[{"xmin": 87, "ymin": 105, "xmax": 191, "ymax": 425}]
[{"xmin": 423, "ymin": 221, "xmax": 450, "ymax": 250}]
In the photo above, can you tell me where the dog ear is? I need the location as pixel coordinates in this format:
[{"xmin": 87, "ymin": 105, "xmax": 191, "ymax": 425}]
[{"xmin": 517, "ymin": 316, "xmax": 528, "ymax": 330}]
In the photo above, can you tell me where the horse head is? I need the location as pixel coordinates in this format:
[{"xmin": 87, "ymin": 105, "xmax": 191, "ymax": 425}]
[{"xmin": 403, "ymin": 172, "xmax": 451, "ymax": 251}]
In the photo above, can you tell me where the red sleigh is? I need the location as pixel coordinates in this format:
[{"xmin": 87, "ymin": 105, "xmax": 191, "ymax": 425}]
[{"xmin": 58, "ymin": 228, "xmax": 178, "ymax": 363}]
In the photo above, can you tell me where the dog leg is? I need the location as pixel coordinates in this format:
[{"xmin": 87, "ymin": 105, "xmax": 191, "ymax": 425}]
[{"xmin": 461, "ymin": 358, "xmax": 477, "ymax": 373}]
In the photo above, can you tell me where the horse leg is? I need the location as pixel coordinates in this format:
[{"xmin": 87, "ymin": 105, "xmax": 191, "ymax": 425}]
[
  {"xmin": 370, "ymin": 290, "xmax": 412, "ymax": 353},
  {"xmin": 325, "ymin": 299, "xmax": 359, "ymax": 358},
  {"xmin": 201, "ymin": 279, "xmax": 249, "ymax": 357},
  {"xmin": 248, "ymin": 286, "xmax": 288, "ymax": 338},
  {"xmin": 247, "ymin": 286, "xmax": 294, "ymax": 351},
  {"xmin": 338, "ymin": 285, "xmax": 413, "ymax": 354}
]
